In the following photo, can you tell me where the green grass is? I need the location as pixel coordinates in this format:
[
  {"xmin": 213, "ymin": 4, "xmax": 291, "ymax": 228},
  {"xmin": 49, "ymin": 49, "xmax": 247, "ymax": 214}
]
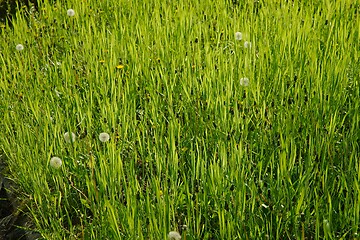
[{"xmin": 0, "ymin": 0, "xmax": 359, "ymax": 239}]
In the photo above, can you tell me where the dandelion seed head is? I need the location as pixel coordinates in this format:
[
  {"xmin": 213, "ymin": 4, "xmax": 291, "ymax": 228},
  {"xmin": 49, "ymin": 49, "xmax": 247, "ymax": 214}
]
[
  {"xmin": 235, "ymin": 32, "xmax": 242, "ymax": 41},
  {"xmin": 64, "ymin": 132, "xmax": 76, "ymax": 143},
  {"xmin": 168, "ymin": 231, "xmax": 181, "ymax": 240},
  {"xmin": 50, "ymin": 157, "xmax": 62, "ymax": 169},
  {"xmin": 99, "ymin": 132, "xmax": 110, "ymax": 142},
  {"xmin": 244, "ymin": 41, "xmax": 252, "ymax": 48},
  {"xmin": 67, "ymin": 9, "xmax": 75, "ymax": 17},
  {"xmin": 240, "ymin": 77, "xmax": 250, "ymax": 87},
  {"xmin": 16, "ymin": 44, "xmax": 24, "ymax": 51}
]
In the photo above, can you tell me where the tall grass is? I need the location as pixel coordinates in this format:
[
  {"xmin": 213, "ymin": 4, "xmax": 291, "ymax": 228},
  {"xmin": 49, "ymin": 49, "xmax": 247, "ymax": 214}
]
[{"xmin": 0, "ymin": 0, "xmax": 359, "ymax": 239}]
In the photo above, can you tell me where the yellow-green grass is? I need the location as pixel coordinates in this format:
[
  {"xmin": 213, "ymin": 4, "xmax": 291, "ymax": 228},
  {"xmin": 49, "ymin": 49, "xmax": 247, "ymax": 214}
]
[{"xmin": 0, "ymin": 0, "xmax": 359, "ymax": 239}]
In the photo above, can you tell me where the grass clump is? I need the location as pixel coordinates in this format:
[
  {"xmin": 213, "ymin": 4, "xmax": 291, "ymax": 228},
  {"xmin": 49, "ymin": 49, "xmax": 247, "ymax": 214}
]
[{"xmin": 0, "ymin": 0, "xmax": 359, "ymax": 239}]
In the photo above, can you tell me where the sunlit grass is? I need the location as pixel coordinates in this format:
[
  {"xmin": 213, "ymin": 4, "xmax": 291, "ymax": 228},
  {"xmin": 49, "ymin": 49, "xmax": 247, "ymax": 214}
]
[{"xmin": 0, "ymin": 0, "xmax": 359, "ymax": 239}]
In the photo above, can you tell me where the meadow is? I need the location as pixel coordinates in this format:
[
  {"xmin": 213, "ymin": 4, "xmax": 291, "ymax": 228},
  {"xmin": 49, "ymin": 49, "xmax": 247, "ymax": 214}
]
[{"xmin": 0, "ymin": 0, "xmax": 359, "ymax": 239}]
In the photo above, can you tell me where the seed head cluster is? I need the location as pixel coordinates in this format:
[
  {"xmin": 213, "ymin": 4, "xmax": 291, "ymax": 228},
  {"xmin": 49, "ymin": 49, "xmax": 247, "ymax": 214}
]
[{"xmin": 235, "ymin": 31, "xmax": 252, "ymax": 49}]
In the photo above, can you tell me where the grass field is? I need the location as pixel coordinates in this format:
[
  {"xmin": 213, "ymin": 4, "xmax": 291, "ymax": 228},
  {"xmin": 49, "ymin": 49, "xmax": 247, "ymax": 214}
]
[{"xmin": 0, "ymin": 0, "xmax": 359, "ymax": 239}]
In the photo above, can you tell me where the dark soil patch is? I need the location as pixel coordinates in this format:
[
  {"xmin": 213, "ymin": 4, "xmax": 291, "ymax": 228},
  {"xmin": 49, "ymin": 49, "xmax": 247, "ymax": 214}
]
[{"xmin": 0, "ymin": 153, "xmax": 42, "ymax": 240}]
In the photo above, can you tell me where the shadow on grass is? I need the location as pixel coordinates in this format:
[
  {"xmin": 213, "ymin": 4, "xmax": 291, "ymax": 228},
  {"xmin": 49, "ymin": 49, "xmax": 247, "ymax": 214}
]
[
  {"xmin": 0, "ymin": 152, "xmax": 42, "ymax": 240},
  {"xmin": 0, "ymin": 0, "xmax": 38, "ymax": 25}
]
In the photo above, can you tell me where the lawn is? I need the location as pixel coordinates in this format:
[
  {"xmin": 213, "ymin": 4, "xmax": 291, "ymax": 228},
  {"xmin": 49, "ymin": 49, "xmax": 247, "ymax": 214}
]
[{"xmin": 0, "ymin": 0, "xmax": 359, "ymax": 239}]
